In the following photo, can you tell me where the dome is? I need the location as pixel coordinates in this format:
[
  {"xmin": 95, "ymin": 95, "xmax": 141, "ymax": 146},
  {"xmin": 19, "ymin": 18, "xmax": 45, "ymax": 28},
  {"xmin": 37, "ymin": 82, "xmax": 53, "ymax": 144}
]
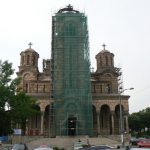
[
  {"xmin": 99, "ymin": 49, "xmax": 110, "ymax": 53},
  {"xmin": 96, "ymin": 49, "xmax": 110, "ymax": 58},
  {"xmin": 24, "ymin": 48, "xmax": 37, "ymax": 53}
]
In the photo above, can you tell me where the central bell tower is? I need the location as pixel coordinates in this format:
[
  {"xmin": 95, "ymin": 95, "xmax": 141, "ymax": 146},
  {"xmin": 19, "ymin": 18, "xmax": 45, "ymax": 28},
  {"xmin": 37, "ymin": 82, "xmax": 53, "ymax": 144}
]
[{"xmin": 51, "ymin": 5, "xmax": 93, "ymax": 136}]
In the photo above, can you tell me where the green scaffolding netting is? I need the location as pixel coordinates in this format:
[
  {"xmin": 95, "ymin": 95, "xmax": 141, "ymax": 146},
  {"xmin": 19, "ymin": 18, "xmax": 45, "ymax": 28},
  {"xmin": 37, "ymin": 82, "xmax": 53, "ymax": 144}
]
[{"xmin": 51, "ymin": 12, "xmax": 93, "ymax": 136}]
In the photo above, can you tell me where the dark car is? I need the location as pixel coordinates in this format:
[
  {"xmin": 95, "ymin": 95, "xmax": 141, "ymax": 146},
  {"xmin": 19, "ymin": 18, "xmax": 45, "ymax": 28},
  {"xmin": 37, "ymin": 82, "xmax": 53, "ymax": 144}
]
[
  {"xmin": 79, "ymin": 145, "xmax": 115, "ymax": 150},
  {"xmin": 11, "ymin": 143, "xmax": 28, "ymax": 150}
]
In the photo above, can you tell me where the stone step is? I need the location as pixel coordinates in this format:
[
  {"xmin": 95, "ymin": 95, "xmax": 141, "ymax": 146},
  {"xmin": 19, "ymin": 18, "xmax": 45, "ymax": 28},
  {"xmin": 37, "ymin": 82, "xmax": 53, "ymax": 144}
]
[{"xmin": 27, "ymin": 136, "xmax": 120, "ymax": 150}]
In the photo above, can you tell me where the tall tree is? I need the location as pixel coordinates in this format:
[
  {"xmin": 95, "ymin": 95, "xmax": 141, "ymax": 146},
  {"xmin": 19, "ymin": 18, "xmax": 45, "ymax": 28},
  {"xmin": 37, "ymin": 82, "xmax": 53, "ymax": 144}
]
[
  {"xmin": 0, "ymin": 60, "xmax": 39, "ymax": 135},
  {"xmin": 0, "ymin": 60, "xmax": 17, "ymax": 135}
]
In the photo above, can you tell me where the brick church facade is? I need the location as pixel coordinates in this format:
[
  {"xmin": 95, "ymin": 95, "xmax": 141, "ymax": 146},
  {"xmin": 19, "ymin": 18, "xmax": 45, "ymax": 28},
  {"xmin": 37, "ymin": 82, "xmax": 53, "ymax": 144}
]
[{"xmin": 16, "ymin": 43, "xmax": 130, "ymax": 137}]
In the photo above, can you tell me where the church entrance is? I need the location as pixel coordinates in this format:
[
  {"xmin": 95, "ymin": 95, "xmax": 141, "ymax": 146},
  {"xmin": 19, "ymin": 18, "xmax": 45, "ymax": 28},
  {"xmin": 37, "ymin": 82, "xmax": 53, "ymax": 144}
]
[{"xmin": 68, "ymin": 117, "xmax": 77, "ymax": 136}]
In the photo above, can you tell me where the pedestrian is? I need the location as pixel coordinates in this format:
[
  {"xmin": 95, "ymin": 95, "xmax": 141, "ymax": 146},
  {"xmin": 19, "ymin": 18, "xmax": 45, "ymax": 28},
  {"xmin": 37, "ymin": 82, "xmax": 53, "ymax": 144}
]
[
  {"xmin": 87, "ymin": 139, "xmax": 89, "ymax": 145},
  {"xmin": 0, "ymin": 140, "xmax": 2, "ymax": 149},
  {"xmin": 117, "ymin": 145, "xmax": 120, "ymax": 149},
  {"xmin": 126, "ymin": 146, "xmax": 130, "ymax": 150}
]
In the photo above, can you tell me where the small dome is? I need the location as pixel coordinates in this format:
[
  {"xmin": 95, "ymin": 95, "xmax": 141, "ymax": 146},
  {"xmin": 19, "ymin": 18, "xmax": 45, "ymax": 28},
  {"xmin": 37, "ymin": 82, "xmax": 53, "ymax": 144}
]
[
  {"xmin": 96, "ymin": 49, "xmax": 110, "ymax": 58},
  {"xmin": 99, "ymin": 49, "xmax": 110, "ymax": 53},
  {"xmin": 24, "ymin": 48, "xmax": 37, "ymax": 53},
  {"xmin": 20, "ymin": 48, "xmax": 38, "ymax": 56}
]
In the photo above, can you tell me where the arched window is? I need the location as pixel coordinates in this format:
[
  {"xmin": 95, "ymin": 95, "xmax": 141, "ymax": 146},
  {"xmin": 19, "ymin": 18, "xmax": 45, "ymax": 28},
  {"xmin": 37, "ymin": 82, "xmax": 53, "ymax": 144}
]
[
  {"xmin": 32, "ymin": 56, "xmax": 35, "ymax": 65},
  {"xmin": 107, "ymin": 83, "xmax": 112, "ymax": 93},
  {"xmin": 100, "ymin": 56, "xmax": 102, "ymax": 67},
  {"xmin": 25, "ymin": 83, "xmax": 28, "ymax": 92},
  {"xmin": 64, "ymin": 23, "xmax": 76, "ymax": 36},
  {"xmin": 105, "ymin": 56, "xmax": 108, "ymax": 66},
  {"xmin": 27, "ymin": 55, "xmax": 30, "ymax": 65},
  {"xmin": 21, "ymin": 55, "xmax": 24, "ymax": 66},
  {"xmin": 111, "ymin": 57, "xmax": 113, "ymax": 66}
]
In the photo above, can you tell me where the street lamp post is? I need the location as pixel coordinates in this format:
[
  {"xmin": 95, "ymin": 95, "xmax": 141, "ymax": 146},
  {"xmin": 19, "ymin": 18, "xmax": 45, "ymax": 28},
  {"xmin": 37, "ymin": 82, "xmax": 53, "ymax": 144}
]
[{"xmin": 119, "ymin": 87, "xmax": 134, "ymax": 147}]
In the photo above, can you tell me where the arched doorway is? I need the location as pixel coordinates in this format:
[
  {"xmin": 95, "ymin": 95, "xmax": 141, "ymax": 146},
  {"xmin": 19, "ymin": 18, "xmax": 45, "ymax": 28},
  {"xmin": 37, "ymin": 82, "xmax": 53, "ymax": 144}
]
[
  {"xmin": 28, "ymin": 105, "xmax": 41, "ymax": 136},
  {"xmin": 68, "ymin": 116, "xmax": 77, "ymax": 136},
  {"xmin": 100, "ymin": 104, "xmax": 111, "ymax": 135},
  {"xmin": 44, "ymin": 105, "xmax": 50, "ymax": 135},
  {"xmin": 44, "ymin": 104, "xmax": 54, "ymax": 136}
]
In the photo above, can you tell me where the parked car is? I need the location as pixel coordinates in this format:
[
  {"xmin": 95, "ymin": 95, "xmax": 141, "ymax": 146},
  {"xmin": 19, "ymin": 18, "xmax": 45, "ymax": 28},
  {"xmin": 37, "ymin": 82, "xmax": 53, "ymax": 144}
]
[
  {"xmin": 11, "ymin": 143, "xmax": 28, "ymax": 150},
  {"xmin": 79, "ymin": 145, "xmax": 115, "ymax": 150},
  {"xmin": 130, "ymin": 148, "xmax": 149, "ymax": 150},
  {"xmin": 129, "ymin": 137, "xmax": 145, "ymax": 145},
  {"xmin": 34, "ymin": 144, "xmax": 53, "ymax": 150},
  {"xmin": 73, "ymin": 142, "xmax": 84, "ymax": 150},
  {"xmin": 137, "ymin": 138, "xmax": 150, "ymax": 148},
  {"xmin": 90, "ymin": 145, "xmax": 115, "ymax": 149}
]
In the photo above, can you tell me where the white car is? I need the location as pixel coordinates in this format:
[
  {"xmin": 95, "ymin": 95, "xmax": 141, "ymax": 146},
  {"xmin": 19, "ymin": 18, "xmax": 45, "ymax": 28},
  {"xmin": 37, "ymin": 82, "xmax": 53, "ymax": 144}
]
[
  {"xmin": 11, "ymin": 143, "xmax": 28, "ymax": 150},
  {"xmin": 34, "ymin": 145, "xmax": 53, "ymax": 150},
  {"xmin": 73, "ymin": 142, "xmax": 84, "ymax": 150}
]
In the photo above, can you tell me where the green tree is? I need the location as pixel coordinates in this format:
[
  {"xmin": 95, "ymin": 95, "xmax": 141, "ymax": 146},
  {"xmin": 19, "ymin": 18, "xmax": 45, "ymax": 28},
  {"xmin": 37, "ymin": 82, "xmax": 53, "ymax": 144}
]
[
  {"xmin": 0, "ymin": 60, "xmax": 18, "ymax": 135},
  {"xmin": 129, "ymin": 107, "xmax": 150, "ymax": 137},
  {"xmin": 129, "ymin": 113, "xmax": 141, "ymax": 131},
  {"xmin": 10, "ymin": 92, "xmax": 39, "ymax": 135},
  {"xmin": 0, "ymin": 60, "xmax": 39, "ymax": 135},
  {"xmin": 139, "ymin": 108, "xmax": 150, "ymax": 136}
]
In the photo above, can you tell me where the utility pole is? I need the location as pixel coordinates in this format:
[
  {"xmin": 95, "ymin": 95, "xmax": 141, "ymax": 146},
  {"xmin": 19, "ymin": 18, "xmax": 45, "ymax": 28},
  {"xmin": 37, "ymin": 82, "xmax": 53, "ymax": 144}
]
[{"xmin": 119, "ymin": 87, "xmax": 134, "ymax": 146}]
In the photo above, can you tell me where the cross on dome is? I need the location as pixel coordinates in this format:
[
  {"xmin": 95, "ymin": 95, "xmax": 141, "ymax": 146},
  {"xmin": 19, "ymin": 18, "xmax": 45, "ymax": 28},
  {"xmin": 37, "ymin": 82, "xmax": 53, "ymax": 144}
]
[
  {"xmin": 67, "ymin": 4, "xmax": 73, "ymax": 9},
  {"xmin": 28, "ymin": 42, "xmax": 33, "ymax": 49},
  {"xmin": 102, "ymin": 43, "xmax": 106, "ymax": 50}
]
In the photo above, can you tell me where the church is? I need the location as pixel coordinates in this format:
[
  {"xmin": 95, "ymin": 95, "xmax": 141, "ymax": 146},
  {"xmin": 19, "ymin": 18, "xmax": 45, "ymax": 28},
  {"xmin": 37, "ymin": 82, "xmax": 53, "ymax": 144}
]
[{"xmin": 16, "ymin": 5, "xmax": 130, "ymax": 137}]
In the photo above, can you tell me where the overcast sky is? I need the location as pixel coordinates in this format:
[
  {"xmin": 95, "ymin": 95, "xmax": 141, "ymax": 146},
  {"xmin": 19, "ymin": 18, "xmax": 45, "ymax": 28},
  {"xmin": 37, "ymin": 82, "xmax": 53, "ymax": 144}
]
[{"xmin": 0, "ymin": 0, "xmax": 150, "ymax": 113}]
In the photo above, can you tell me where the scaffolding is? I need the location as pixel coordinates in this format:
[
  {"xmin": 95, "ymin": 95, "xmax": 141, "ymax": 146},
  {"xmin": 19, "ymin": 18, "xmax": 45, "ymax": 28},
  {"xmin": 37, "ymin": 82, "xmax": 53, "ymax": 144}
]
[{"xmin": 51, "ymin": 6, "xmax": 93, "ymax": 136}]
